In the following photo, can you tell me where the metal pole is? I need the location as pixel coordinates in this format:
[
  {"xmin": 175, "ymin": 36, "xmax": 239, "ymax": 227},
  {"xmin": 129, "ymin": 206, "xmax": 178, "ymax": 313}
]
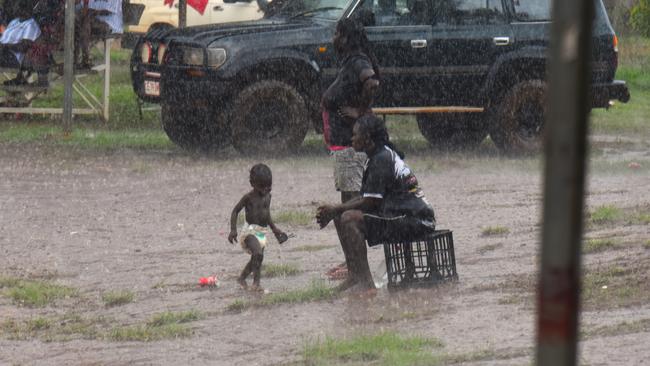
[
  {"xmin": 63, "ymin": 0, "xmax": 76, "ymax": 132},
  {"xmin": 179, "ymin": 0, "xmax": 187, "ymax": 28},
  {"xmin": 536, "ymin": 0, "xmax": 595, "ymax": 365},
  {"xmin": 103, "ymin": 39, "xmax": 112, "ymax": 121}
]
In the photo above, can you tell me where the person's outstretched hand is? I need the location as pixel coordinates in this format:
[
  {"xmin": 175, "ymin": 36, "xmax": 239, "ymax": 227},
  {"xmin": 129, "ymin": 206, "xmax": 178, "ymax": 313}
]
[
  {"xmin": 274, "ymin": 230, "xmax": 289, "ymax": 244},
  {"xmin": 228, "ymin": 231, "xmax": 237, "ymax": 244},
  {"xmin": 316, "ymin": 205, "xmax": 335, "ymax": 229}
]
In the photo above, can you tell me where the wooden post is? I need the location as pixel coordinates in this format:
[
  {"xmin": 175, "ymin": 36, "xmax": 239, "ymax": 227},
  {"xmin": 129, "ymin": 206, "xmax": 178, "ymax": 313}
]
[
  {"xmin": 63, "ymin": 0, "xmax": 76, "ymax": 132},
  {"xmin": 179, "ymin": 0, "xmax": 187, "ymax": 28},
  {"xmin": 536, "ymin": 0, "xmax": 595, "ymax": 365}
]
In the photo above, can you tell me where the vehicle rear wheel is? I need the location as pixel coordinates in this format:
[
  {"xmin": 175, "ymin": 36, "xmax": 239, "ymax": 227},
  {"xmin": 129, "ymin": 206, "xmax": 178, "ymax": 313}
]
[
  {"xmin": 489, "ymin": 80, "xmax": 547, "ymax": 154},
  {"xmin": 416, "ymin": 113, "xmax": 488, "ymax": 150},
  {"xmin": 231, "ymin": 80, "xmax": 309, "ymax": 155},
  {"xmin": 161, "ymin": 103, "xmax": 230, "ymax": 152}
]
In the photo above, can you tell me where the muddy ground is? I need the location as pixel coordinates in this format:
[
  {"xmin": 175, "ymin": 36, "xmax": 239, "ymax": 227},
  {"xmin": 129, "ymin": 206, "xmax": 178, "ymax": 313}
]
[{"xmin": 0, "ymin": 132, "xmax": 648, "ymax": 365}]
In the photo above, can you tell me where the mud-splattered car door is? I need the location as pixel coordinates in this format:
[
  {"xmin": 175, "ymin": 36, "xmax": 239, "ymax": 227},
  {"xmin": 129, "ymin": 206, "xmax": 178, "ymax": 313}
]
[{"xmin": 427, "ymin": 0, "xmax": 514, "ymax": 106}]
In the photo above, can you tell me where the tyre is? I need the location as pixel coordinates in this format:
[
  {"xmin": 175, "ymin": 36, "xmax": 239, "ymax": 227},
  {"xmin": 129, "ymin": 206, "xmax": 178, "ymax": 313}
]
[
  {"xmin": 231, "ymin": 80, "xmax": 309, "ymax": 155},
  {"xmin": 161, "ymin": 103, "xmax": 230, "ymax": 152},
  {"xmin": 416, "ymin": 113, "xmax": 488, "ymax": 150},
  {"xmin": 489, "ymin": 80, "xmax": 547, "ymax": 154}
]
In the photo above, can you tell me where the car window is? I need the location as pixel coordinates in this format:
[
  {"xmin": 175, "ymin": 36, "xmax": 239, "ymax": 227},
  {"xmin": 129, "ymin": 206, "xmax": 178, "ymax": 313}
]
[
  {"xmin": 434, "ymin": 0, "xmax": 506, "ymax": 26},
  {"xmin": 370, "ymin": 0, "xmax": 433, "ymax": 26},
  {"xmin": 512, "ymin": 0, "xmax": 551, "ymax": 22}
]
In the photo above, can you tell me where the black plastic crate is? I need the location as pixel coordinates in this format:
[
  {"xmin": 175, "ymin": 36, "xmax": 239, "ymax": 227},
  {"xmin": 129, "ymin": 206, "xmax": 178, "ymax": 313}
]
[{"xmin": 382, "ymin": 230, "xmax": 458, "ymax": 289}]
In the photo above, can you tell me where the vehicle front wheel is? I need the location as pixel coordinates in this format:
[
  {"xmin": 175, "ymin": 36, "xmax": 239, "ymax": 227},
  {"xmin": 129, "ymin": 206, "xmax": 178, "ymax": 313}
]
[
  {"xmin": 489, "ymin": 80, "xmax": 548, "ymax": 154},
  {"xmin": 161, "ymin": 103, "xmax": 230, "ymax": 152},
  {"xmin": 231, "ymin": 80, "xmax": 309, "ymax": 155},
  {"xmin": 416, "ymin": 113, "xmax": 488, "ymax": 151}
]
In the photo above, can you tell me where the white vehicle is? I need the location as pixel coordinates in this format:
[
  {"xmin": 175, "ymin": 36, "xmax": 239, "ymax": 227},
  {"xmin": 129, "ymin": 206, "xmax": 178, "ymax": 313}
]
[{"xmin": 124, "ymin": 0, "xmax": 262, "ymax": 47}]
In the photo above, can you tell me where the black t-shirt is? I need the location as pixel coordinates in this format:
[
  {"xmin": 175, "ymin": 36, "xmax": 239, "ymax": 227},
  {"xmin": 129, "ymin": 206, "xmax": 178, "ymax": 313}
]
[
  {"xmin": 321, "ymin": 52, "xmax": 373, "ymax": 146},
  {"xmin": 361, "ymin": 146, "xmax": 435, "ymax": 221}
]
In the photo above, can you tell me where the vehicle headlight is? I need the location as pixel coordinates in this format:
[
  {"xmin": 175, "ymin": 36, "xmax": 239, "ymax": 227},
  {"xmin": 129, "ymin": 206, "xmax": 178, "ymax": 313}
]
[
  {"xmin": 206, "ymin": 48, "xmax": 227, "ymax": 69},
  {"xmin": 181, "ymin": 46, "xmax": 204, "ymax": 66}
]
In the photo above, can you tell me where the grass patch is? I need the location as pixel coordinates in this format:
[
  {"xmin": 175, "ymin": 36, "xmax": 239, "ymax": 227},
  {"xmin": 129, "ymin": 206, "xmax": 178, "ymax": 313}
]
[
  {"xmin": 0, "ymin": 313, "xmax": 106, "ymax": 341},
  {"xmin": 583, "ymin": 238, "xmax": 621, "ymax": 254},
  {"xmin": 102, "ymin": 290, "xmax": 135, "ymax": 307},
  {"xmin": 302, "ymin": 331, "xmax": 444, "ymax": 366},
  {"xmin": 272, "ymin": 210, "xmax": 313, "ymax": 226},
  {"xmin": 259, "ymin": 281, "xmax": 337, "ymax": 307},
  {"xmin": 226, "ymin": 281, "xmax": 337, "ymax": 312},
  {"xmin": 588, "ymin": 205, "xmax": 622, "ymax": 225},
  {"xmin": 0, "ymin": 122, "xmax": 173, "ymax": 150},
  {"xmin": 289, "ymin": 244, "xmax": 335, "ymax": 252},
  {"xmin": 582, "ymin": 262, "xmax": 650, "ymax": 310},
  {"xmin": 108, "ymin": 323, "xmax": 191, "ymax": 342},
  {"xmin": 644, "ymin": 240, "xmax": 650, "ymax": 250},
  {"xmin": 636, "ymin": 213, "xmax": 650, "ymax": 224},
  {"xmin": 226, "ymin": 299, "xmax": 249, "ymax": 313},
  {"xmin": 584, "ymin": 318, "xmax": 650, "ymax": 339},
  {"xmin": 147, "ymin": 310, "xmax": 201, "ymax": 327},
  {"xmin": 477, "ymin": 243, "xmax": 503, "ymax": 254},
  {"xmin": 591, "ymin": 36, "xmax": 650, "ymax": 137},
  {"xmin": 262, "ymin": 263, "xmax": 301, "ymax": 278},
  {"xmin": 108, "ymin": 310, "xmax": 201, "ymax": 342},
  {"xmin": 481, "ymin": 226, "xmax": 510, "ymax": 236},
  {"xmin": 441, "ymin": 348, "xmax": 531, "ymax": 364},
  {"xmin": 0, "ymin": 276, "xmax": 78, "ymax": 307}
]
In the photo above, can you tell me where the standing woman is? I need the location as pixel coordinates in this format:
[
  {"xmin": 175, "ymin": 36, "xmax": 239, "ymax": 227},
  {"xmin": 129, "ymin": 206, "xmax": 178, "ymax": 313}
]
[
  {"xmin": 321, "ymin": 18, "xmax": 380, "ymax": 204},
  {"xmin": 317, "ymin": 114, "xmax": 436, "ymax": 291}
]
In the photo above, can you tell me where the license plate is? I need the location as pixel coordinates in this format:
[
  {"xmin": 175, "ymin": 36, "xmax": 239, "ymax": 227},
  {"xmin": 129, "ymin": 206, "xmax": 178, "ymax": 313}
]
[{"xmin": 144, "ymin": 80, "xmax": 160, "ymax": 96}]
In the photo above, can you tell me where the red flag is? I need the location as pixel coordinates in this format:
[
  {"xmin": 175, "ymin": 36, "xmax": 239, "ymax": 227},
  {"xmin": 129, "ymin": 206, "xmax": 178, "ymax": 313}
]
[{"xmin": 188, "ymin": 0, "xmax": 209, "ymax": 15}]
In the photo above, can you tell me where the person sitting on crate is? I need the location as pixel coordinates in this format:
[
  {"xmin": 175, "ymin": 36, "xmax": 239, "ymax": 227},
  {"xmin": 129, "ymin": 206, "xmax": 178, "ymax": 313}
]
[
  {"xmin": 316, "ymin": 113, "xmax": 436, "ymax": 292},
  {"xmin": 0, "ymin": 1, "xmax": 43, "ymax": 86},
  {"xmin": 75, "ymin": 0, "xmax": 122, "ymax": 70}
]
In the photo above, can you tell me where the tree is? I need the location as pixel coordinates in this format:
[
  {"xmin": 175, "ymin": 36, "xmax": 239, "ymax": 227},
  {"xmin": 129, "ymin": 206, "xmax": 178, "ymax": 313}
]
[{"xmin": 630, "ymin": 0, "xmax": 650, "ymax": 37}]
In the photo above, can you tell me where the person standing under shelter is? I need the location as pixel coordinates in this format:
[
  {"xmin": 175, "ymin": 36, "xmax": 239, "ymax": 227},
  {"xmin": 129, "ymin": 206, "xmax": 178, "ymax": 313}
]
[
  {"xmin": 317, "ymin": 114, "xmax": 436, "ymax": 292},
  {"xmin": 0, "ymin": 1, "xmax": 41, "ymax": 85},
  {"xmin": 76, "ymin": 0, "xmax": 122, "ymax": 69}
]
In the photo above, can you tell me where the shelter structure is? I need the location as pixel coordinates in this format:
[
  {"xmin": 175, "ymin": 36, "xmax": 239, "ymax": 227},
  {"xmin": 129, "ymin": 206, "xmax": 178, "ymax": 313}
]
[{"xmin": 0, "ymin": 1, "xmax": 144, "ymax": 125}]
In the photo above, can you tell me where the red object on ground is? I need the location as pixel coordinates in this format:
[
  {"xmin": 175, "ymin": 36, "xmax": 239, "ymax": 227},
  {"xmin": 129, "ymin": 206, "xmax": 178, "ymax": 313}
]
[{"xmin": 199, "ymin": 275, "xmax": 218, "ymax": 287}]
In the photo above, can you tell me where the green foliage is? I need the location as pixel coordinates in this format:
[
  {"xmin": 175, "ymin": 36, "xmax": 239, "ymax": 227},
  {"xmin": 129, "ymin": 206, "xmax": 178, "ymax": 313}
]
[
  {"xmin": 630, "ymin": 0, "xmax": 650, "ymax": 37},
  {"xmin": 0, "ymin": 277, "xmax": 78, "ymax": 307},
  {"xmin": 303, "ymin": 331, "xmax": 444, "ymax": 366},
  {"xmin": 102, "ymin": 290, "xmax": 135, "ymax": 307}
]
